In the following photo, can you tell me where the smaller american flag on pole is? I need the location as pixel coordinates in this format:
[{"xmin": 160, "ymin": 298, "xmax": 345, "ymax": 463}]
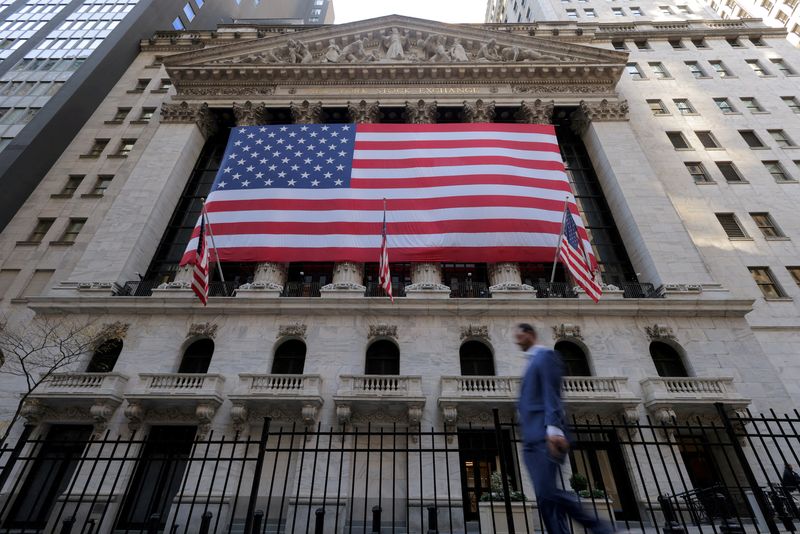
[
  {"xmin": 191, "ymin": 211, "xmax": 209, "ymax": 305},
  {"xmin": 379, "ymin": 199, "xmax": 393, "ymax": 303},
  {"xmin": 558, "ymin": 206, "xmax": 602, "ymax": 302}
]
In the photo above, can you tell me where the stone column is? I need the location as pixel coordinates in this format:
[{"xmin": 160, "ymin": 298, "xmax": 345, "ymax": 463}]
[
  {"xmin": 229, "ymin": 101, "xmax": 289, "ymax": 298},
  {"xmin": 67, "ymin": 101, "xmax": 216, "ymax": 296},
  {"xmin": 570, "ymin": 99, "xmax": 714, "ymax": 287},
  {"xmin": 402, "ymin": 100, "xmax": 450, "ymax": 299}
]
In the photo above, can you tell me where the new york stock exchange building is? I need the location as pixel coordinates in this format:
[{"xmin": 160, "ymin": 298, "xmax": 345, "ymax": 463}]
[{"xmin": 1, "ymin": 11, "xmax": 800, "ymax": 534}]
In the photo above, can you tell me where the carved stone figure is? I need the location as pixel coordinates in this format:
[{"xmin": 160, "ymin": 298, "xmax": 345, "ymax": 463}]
[
  {"xmin": 450, "ymin": 38, "xmax": 469, "ymax": 62},
  {"xmin": 420, "ymin": 33, "xmax": 439, "ymax": 60},
  {"xmin": 429, "ymin": 35, "xmax": 451, "ymax": 62},
  {"xmin": 340, "ymin": 39, "xmax": 375, "ymax": 63},
  {"xmin": 297, "ymin": 40, "xmax": 314, "ymax": 64},
  {"xmin": 286, "ymin": 39, "xmax": 301, "ymax": 63},
  {"xmin": 476, "ymin": 39, "xmax": 501, "ymax": 62},
  {"xmin": 382, "ymin": 28, "xmax": 408, "ymax": 60},
  {"xmin": 501, "ymin": 46, "xmax": 548, "ymax": 62},
  {"xmin": 322, "ymin": 38, "xmax": 341, "ymax": 63}
]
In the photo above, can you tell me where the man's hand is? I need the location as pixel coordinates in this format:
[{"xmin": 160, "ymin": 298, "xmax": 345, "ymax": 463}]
[{"xmin": 547, "ymin": 434, "xmax": 570, "ymax": 458}]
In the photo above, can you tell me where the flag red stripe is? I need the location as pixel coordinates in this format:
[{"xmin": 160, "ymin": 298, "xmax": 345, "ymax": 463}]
[
  {"xmin": 354, "ymin": 139, "xmax": 561, "ymax": 152},
  {"xmin": 351, "ymin": 156, "xmax": 565, "ymax": 171},
  {"xmin": 357, "ymin": 123, "xmax": 556, "ymax": 134},
  {"xmin": 351, "ymin": 175, "xmax": 573, "ymax": 190}
]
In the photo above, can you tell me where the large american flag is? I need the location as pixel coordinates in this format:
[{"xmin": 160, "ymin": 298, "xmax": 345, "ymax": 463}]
[
  {"xmin": 559, "ymin": 206, "xmax": 602, "ymax": 302},
  {"xmin": 191, "ymin": 211, "xmax": 209, "ymax": 305},
  {"xmin": 180, "ymin": 123, "xmax": 596, "ymax": 267}
]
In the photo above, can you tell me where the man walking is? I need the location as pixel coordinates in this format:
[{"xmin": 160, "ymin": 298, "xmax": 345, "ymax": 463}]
[{"xmin": 515, "ymin": 323, "xmax": 612, "ymax": 534}]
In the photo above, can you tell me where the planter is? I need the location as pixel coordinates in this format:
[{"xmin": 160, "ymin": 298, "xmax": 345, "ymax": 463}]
[{"xmin": 478, "ymin": 501, "xmax": 534, "ymax": 534}]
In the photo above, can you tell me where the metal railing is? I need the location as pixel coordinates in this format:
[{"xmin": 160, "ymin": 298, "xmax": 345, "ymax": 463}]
[
  {"xmin": 621, "ymin": 282, "xmax": 665, "ymax": 298},
  {"xmin": 280, "ymin": 281, "xmax": 321, "ymax": 297},
  {"xmin": 116, "ymin": 280, "xmax": 239, "ymax": 297},
  {"xmin": 534, "ymin": 281, "xmax": 578, "ymax": 298},
  {"xmin": 449, "ymin": 280, "xmax": 490, "ymax": 298},
  {"xmin": 364, "ymin": 281, "xmax": 406, "ymax": 298}
]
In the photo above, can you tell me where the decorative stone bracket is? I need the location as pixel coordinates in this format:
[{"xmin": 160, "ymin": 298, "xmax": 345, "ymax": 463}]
[
  {"xmin": 552, "ymin": 323, "xmax": 583, "ymax": 341},
  {"xmin": 160, "ymin": 101, "xmax": 217, "ymax": 138},
  {"xmin": 570, "ymin": 98, "xmax": 629, "ymax": 135},
  {"xmin": 460, "ymin": 325, "xmax": 490, "ymax": 341},
  {"xmin": 645, "ymin": 324, "xmax": 676, "ymax": 341},
  {"xmin": 278, "ymin": 323, "xmax": 307, "ymax": 339},
  {"xmin": 369, "ymin": 324, "xmax": 398, "ymax": 340},
  {"xmin": 124, "ymin": 401, "xmax": 218, "ymax": 438},
  {"xmin": 188, "ymin": 322, "xmax": 218, "ymax": 339}
]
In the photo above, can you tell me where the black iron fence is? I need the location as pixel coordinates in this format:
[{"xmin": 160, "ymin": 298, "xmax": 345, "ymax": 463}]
[{"xmin": 3, "ymin": 405, "xmax": 800, "ymax": 533}]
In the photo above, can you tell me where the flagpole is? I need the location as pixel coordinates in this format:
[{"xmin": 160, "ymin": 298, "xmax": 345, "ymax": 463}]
[
  {"xmin": 549, "ymin": 196, "xmax": 571, "ymax": 284},
  {"xmin": 201, "ymin": 199, "xmax": 226, "ymax": 284}
]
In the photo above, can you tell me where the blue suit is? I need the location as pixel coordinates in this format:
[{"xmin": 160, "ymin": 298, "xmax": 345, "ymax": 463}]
[{"xmin": 519, "ymin": 346, "xmax": 611, "ymax": 534}]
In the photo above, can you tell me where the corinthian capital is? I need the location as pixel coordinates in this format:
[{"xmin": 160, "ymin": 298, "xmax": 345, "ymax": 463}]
[
  {"xmin": 516, "ymin": 99, "xmax": 554, "ymax": 125},
  {"xmin": 463, "ymin": 99, "xmax": 496, "ymax": 123},
  {"xmin": 570, "ymin": 98, "xmax": 629, "ymax": 135},
  {"xmin": 160, "ymin": 101, "xmax": 217, "ymax": 138},
  {"xmin": 233, "ymin": 101, "xmax": 266, "ymax": 126},
  {"xmin": 347, "ymin": 100, "xmax": 381, "ymax": 124},
  {"xmin": 404, "ymin": 99, "xmax": 437, "ymax": 124},
  {"xmin": 290, "ymin": 100, "xmax": 323, "ymax": 124}
]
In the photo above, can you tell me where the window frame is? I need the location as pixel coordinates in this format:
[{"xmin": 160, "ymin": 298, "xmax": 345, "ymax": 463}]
[
  {"xmin": 667, "ymin": 131, "xmax": 692, "ymax": 150},
  {"xmin": 715, "ymin": 212, "xmax": 749, "ymax": 239},
  {"xmin": 749, "ymin": 212, "xmax": 786, "ymax": 239},
  {"xmin": 716, "ymin": 161, "xmax": 746, "ymax": 182},
  {"xmin": 748, "ymin": 266, "xmax": 788, "ymax": 299}
]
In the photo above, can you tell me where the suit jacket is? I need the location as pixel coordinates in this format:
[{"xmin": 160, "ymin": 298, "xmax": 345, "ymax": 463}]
[{"xmin": 518, "ymin": 346, "xmax": 566, "ymax": 444}]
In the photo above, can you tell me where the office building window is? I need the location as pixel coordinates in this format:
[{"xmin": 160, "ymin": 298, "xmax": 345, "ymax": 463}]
[
  {"xmin": 566, "ymin": 8, "xmax": 578, "ymax": 18},
  {"xmin": 677, "ymin": 4, "xmax": 692, "ymax": 13},
  {"xmin": 750, "ymin": 36, "xmax": 766, "ymax": 46},
  {"xmin": 727, "ymin": 37, "xmax": 744, "ymax": 48},
  {"xmin": 674, "ymin": 99, "xmax": 696, "ymax": 114},
  {"xmin": 692, "ymin": 38, "xmax": 708, "ymax": 49},
  {"xmin": 626, "ymin": 63, "xmax": 644, "ymax": 79},
  {"xmin": 750, "ymin": 212, "xmax": 785, "ymax": 238},
  {"xmin": 612, "ymin": 40, "xmax": 626, "ymax": 50},
  {"xmin": 686, "ymin": 162, "xmax": 712, "ymax": 183},
  {"xmin": 111, "ymin": 108, "xmax": 129, "ymax": 122},
  {"xmin": 659, "ymin": 5, "xmax": 673, "ymax": 14},
  {"xmin": 631, "ymin": 6, "xmax": 643, "ymax": 15},
  {"xmin": 89, "ymin": 175, "xmax": 113, "ymax": 195},
  {"xmin": 182, "ymin": 3, "xmax": 195, "ymax": 21},
  {"xmin": 584, "ymin": 8, "xmax": 596, "ymax": 16},
  {"xmin": 770, "ymin": 58, "xmax": 796, "ymax": 76},
  {"xmin": 133, "ymin": 79, "xmax": 150, "ymax": 92},
  {"xmin": 781, "ymin": 96, "xmax": 800, "ymax": 113},
  {"xmin": 59, "ymin": 218, "xmax": 86, "ymax": 244},
  {"xmin": 746, "ymin": 59, "xmax": 770, "ymax": 76},
  {"xmin": 649, "ymin": 62, "xmax": 671, "ymax": 78},
  {"xmin": 709, "ymin": 60, "xmax": 732, "ymax": 77},
  {"xmin": 670, "ymin": 39, "xmax": 685, "ymax": 49},
  {"xmin": 717, "ymin": 161, "xmax": 745, "ymax": 182},
  {"xmin": 787, "ymin": 267, "xmax": 800, "ymax": 288},
  {"xmin": 172, "ymin": 17, "xmax": 184, "ymax": 30},
  {"xmin": 58, "ymin": 175, "xmax": 84, "ymax": 197},
  {"xmin": 714, "ymin": 97, "xmax": 736, "ymax": 113},
  {"xmin": 740, "ymin": 97, "xmax": 765, "ymax": 112},
  {"xmin": 84, "ymin": 139, "xmax": 108, "ymax": 157},
  {"xmin": 114, "ymin": 139, "xmax": 136, "ymax": 157},
  {"xmin": 612, "ymin": 7, "xmax": 624, "ymax": 15},
  {"xmin": 715, "ymin": 213, "xmax": 748, "ymax": 238},
  {"xmin": 748, "ymin": 267, "xmax": 786, "ymax": 298},
  {"xmin": 686, "ymin": 61, "xmax": 707, "ymax": 78},
  {"xmin": 28, "ymin": 218, "xmax": 54, "ymax": 243},
  {"xmin": 763, "ymin": 161, "xmax": 794, "ymax": 182},
  {"xmin": 648, "ymin": 99, "xmax": 669, "ymax": 115},
  {"xmin": 695, "ymin": 131, "xmax": 720, "ymax": 148},
  {"xmin": 739, "ymin": 130, "xmax": 765, "ymax": 148},
  {"xmin": 667, "ymin": 131, "xmax": 691, "ymax": 149},
  {"xmin": 157, "ymin": 79, "xmax": 172, "ymax": 91},
  {"xmin": 769, "ymin": 129, "xmax": 796, "ymax": 147},
  {"xmin": 635, "ymin": 40, "xmax": 650, "ymax": 50},
  {"xmin": 139, "ymin": 107, "xmax": 157, "ymax": 122}
]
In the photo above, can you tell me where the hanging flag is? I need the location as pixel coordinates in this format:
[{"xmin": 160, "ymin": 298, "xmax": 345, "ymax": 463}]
[
  {"xmin": 378, "ymin": 199, "xmax": 393, "ymax": 302},
  {"xmin": 191, "ymin": 211, "xmax": 209, "ymax": 305},
  {"xmin": 558, "ymin": 205, "xmax": 602, "ymax": 302},
  {"xmin": 180, "ymin": 123, "xmax": 595, "ymax": 266}
]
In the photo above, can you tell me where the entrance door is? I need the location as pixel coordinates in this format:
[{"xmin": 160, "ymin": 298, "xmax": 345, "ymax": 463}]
[
  {"xmin": 570, "ymin": 430, "xmax": 641, "ymax": 521},
  {"xmin": 457, "ymin": 429, "xmax": 517, "ymax": 523},
  {"xmin": 678, "ymin": 436, "xmax": 722, "ymax": 489}
]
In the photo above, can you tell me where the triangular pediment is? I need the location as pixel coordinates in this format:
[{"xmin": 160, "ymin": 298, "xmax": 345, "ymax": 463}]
[{"xmin": 164, "ymin": 15, "xmax": 626, "ymax": 69}]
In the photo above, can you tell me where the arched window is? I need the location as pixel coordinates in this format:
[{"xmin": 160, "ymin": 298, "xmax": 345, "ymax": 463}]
[
  {"xmin": 554, "ymin": 340, "xmax": 591, "ymax": 377},
  {"xmin": 650, "ymin": 341, "xmax": 689, "ymax": 377},
  {"xmin": 177, "ymin": 339, "xmax": 214, "ymax": 373},
  {"xmin": 272, "ymin": 339, "xmax": 307, "ymax": 374},
  {"xmin": 365, "ymin": 340, "xmax": 399, "ymax": 375},
  {"xmin": 459, "ymin": 340, "xmax": 495, "ymax": 376},
  {"xmin": 86, "ymin": 339, "xmax": 123, "ymax": 373}
]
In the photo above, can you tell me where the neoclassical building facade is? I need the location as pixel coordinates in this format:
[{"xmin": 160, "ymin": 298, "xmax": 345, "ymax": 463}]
[{"xmin": 0, "ymin": 13, "xmax": 799, "ymax": 533}]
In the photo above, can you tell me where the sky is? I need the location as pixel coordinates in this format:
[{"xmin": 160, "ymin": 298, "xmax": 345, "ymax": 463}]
[{"xmin": 332, "ymin": 0, "xmax": 487, "ymax": 24}]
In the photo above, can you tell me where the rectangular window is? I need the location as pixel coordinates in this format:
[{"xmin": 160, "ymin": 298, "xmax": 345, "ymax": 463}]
[
  {"xmin": 90, "ymin": 175, "xmax": 113, "ymax": 195},
  {"xmin": 717, "ymin": 161, "xmax": 745, "ymax": 182},
  {"xmin": 748, "ymin": 267, "xmax": 786, "ymax": 298},
  {"xmin": 28, "ymin": 218, "xmax": 54, "ymax": 243},
  {"xmin": 659, "ymin": 5, "xmax": 673, "ymax": 14},
  {"xmin": 787, "ymin": 267, "xmax": 800, "ymax": 288},
  {"xmin": 111, "ymin": 107, "xmax": 129, "ymax": 122},
  {"xmin": 635, "ymin": 40, "xmax": 650, "ymax": 50},
  {"xmin": 740, "ymin": 97, "xmax": 765, "ymax": 112},
  {"xmin": 612, "ymin": 40, "xmax": 626, "ymax": 51},
  {"xmin": 727, "ymin": 37, "xmax": 744, "ymax": 48},
  {"xmin": 649, "ymin": 62, "xmax": 671, "ymax": 78},
  {"xmin": 139, "ymin": 107, "xmax": 157, "ymax": 122},
  {"xmin": 714, "ymin": 97, "xmax": 736, "ymax": 113},
  {"xmin": 0, "ymin": 269, "xmax": 20, "ymax": 300},
  {"xmin": 626, "ymin": 63, "xmax": 644, "ymax": 79},
  {"xmin": 674, "ymin": 99, "xmax": 696, "ymax": 114},
  {"xmin": 739, "ymin": 130, "xmax": 765, "ymax": 148},
  {"xmin": 696, "ymin": 131, "xmax": 720, "ymax": 148},
  {"xmin": 746, "ymin": 59, "xmax": 770, "ymax": 76},
  {"xmin": 770, "ymin": 58, "xmax": 796, "ymax": 76},
  {"xmin": 692, "ymin": 38, "xmax": 708, "ymax": 49},
  {"xmin": 59, "ymin": 218, "xmax": 86, "ymax": 243},
  {"xmin": 686, "ymin": 162, "xmax": 712, "ymax": 183},
  {"xmin": 670, "ymin": 39, "xmax": 685, "ymax": 49},
  {"xmin": 612, "ymin": 7, "xmax": 624, "ymax": 15},
  {"xmin": 115, "ymin": 139, "xmax": 136, "ymax": 157},
  {"xmin": 133, "ymin": 78, "xmax": 150, "ymax": 92},
  {"xmin": 84, "ymin": 138, "xmax": 108, "ymax": 157},
  {"xmin": 667, "ymin": 131, "xmax": 691, "ymax": 149},
  {"xmin": 584, "ymin": 8, "xmax": 596, "ymax": 17},
  {"xmin": 172, "ymin": 17, "xmax": 184, "ymax": 30},
  {"xmin": 716, "ymin": 213, "xmax": 748, "ymax": 238},
  {"xmin": 648, "ymin": 99, "xmax": 669, "ymax": 115},
  {"xmin": 58, "ymin": 175, "xmax": 84, "ymax": 197},
  {"xmin": 763, "ymin": 161, "xmax": 794, "ymax": 182},
  {"xmin": 686, "ymin": 61, "xmax": 707, "ymax": 78},
  {"xmin": 182, "ymin": 2, "xmax": 195, "ymax": 21},
  {"xmin": 750, "ymin": 212, "xmax": 785, "ymax": 238},
  {"xmin": 21, "ymin": 269, "xmax": 55, "ymax": 298},
  {"xmin": 157, "ymin": 79, "xmax": 172, "ymax": 91},
  {"xmin": 781, "ymin": 96, "xmax": 800, "ymax": 113},
  {"xmin": 566, "ymin": 8, "xmax": 578, "ymax": 18},
  {"xmin": 677, "ymin": 4, "xmax": 692, "ymax": 13},
  {"xmin": 769, "ymin": 129, "xmax": 796, "ymax": 147},
  {"xmin": 709, "ymin": 60, "xmax": 732, "ymax": 77},
  {"xmin": 630, "ymin": 6, "xmax": 643, "ymax": 15}
]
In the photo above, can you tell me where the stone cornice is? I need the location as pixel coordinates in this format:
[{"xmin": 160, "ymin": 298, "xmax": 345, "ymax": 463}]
[{"xmin": 25, "ymin": 295, "xmax": 755, "ymax": 318}]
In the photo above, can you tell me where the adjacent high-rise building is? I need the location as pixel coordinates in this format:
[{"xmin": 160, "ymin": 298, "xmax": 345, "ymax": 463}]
[{"xmin": 705, "ymin": 0, "xmax": 800, "ymax": 47}]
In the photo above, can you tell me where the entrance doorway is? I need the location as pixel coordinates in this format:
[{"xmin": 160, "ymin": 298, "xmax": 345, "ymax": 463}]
[{"xmin": 457, "ymin": 429, "xmax": 518, "ymax": 523}]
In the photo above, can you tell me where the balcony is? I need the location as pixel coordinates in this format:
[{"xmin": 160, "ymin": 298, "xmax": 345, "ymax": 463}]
[
  {"xmin": 117, "ymin": 280, "xmax": 239, "ymax": 297},
  {"xmin": 229, "ymin": 374, "xmax": 324, "ymax": 428},
  {"xmin": 640, "ymin": 377, "xmax": 750, "ymax": 423},
  {"xmin": 124, "ymin": 373, "xmax": 226, "ymax": 435},
  {"xmin": 22, "ymin": 372, "xmax": 129, "ymax": 431},
  {"xmin": 437, "ymin": 376, "xmax": 640, "ymax": 425},
  {"xmin": 333, "ymin": 375, "xmax": 426, "ymax": 426},
  {"xmin": 281, "ymin": 282, "xmax": 321, "ymax": 297}
]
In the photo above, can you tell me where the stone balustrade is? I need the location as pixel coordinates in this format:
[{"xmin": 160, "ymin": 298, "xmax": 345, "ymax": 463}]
[
  {"xmin": 640, "ymin": 376, "xmax": 749, "ymax": 424},
  {"xmin": 138, "ymin": 373, "xmax": 226, "ymax": 395},
  {"xmin": 334, "ymin": 375, "xmax": 426, "ymax": 426},
  {"xmin": 37, "ymin": 372, "xmax": 129, "ymax": 397},
  {"xmin": 230, "ymin": 374, "xmax": 324, "ymax": 430},
  {"xmin": 241, "ymin": 373, "xmax": 322, "ymax": 395}
]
